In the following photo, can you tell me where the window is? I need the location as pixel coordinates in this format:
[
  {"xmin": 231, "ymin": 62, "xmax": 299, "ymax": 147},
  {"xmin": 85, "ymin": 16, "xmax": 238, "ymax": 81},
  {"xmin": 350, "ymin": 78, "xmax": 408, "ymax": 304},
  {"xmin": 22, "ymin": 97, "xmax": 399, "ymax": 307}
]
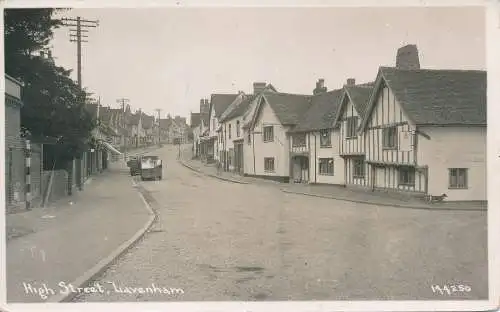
[
  {"xmin": 292, "ymin": 133, "xmax": 307, "ymax": 147},
  {"xmin": 353, "ymin": 157, "xmax": 365, "ymax": 178},
  {"xmin": 399, "ymin": 166, "xmax": 415, "ymax": 186},
  {"xmin": 228, "ymin": 124, "xmax": 232, "ymax": 139},
  {"xmin": 319, "ymin": 158, "xmax": 334, "ymax": 175},
  {"xmin": 449, "ymin": 168, "xmax": 468, "ymax": 189},
  {"xmin": 236, "ymin": 121, "xmax": 241, "ymax": 137},
  {"xmin": 264, "ymin": 157, "xmax": 275, "ymax": 172},
  {"xmin": 320, "ymin": 129, "xmax": 331, "ymax": 147},
  {"xmin": 263, "ymin": 126, "xmax": 274, "ymax": 142},
  {"xmin": 346, "ymin": 116, "xmax": 358, "ymax": 138},
  {"xmin": 247, "ymin": 131, "xmax": 252, "ymax": 145},
  {"xmin": 383, "ymin": 126, "xmax": 398, "ymax": 149}
]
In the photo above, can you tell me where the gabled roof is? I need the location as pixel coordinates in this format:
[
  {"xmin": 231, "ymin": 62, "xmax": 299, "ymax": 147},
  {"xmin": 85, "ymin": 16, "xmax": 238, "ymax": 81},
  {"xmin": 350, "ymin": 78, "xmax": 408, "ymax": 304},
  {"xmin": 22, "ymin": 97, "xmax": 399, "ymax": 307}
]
[
  {"xmin": 220, "ymin": 94, "xmax": 256, "ymax": 122},
  {"xmin": 332, "ymin": 83, "xmax": 374, "ymax": 128},
  {"xmin": 292, "ymin": 89, "xmax": 344, "ymax": 133},
  {"xmin": 360, "ymin": 67, "xmax": 487, "ymax": 131},
  {"xmin": 262, "ymin": 93, "xmax": 313, "ymax": 126},
  {"xmin": 127, "ymin": 113, "xmax": 141, "ymax": 126},
  {"xmin": 209, "ymin": 94, "xmax": 239, "ymax": 119},
  {"xmin": 190, "ymin": 113, "xmax": 201, "ymax": 128}
]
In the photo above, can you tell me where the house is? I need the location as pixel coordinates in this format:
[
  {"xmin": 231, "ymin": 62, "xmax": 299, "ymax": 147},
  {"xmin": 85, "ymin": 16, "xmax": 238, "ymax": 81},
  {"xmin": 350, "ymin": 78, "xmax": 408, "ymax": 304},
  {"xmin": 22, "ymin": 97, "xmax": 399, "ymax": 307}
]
[
  {"xmin": 5, "ymin": 74, "xmax": 26, "ymax": 210},
  {"xmin": 197, "ymin": 99, "xmax": 211, "ymax": 158},
  {"xmin": 218, "ymin": 93, "xmax": 256, "ymax": 174},
  {"xmin": 202, "ymin": 93, "xmax": 239, "ymax": 163},
  {"xmin": 190, "ymin": 111, "xmax": 201, "ymax": 156},
  {"xmin": 331, "ymin": 79, "xmax": 374, "ymax": 188},
  {"xmin": 358, "ymin": 45, "xmax": 486, "ymax": 201},
  {"xmin": 127, "ymin": 111, "xmax": 144, "ymax": 148},
  {"xmin": 289, "ymin": 79, "xmax": 345, "ymax": 184},
  {"xmin": 243, "ymin": 87, "xmax": 312, "ymax": 182},
  {"xmin": 174, "ymin": 115, "xmax": 189, "ymax": 143},
  {"xmin": 141, "ymin": 113, "xmax": 155, "ymax": 145}
]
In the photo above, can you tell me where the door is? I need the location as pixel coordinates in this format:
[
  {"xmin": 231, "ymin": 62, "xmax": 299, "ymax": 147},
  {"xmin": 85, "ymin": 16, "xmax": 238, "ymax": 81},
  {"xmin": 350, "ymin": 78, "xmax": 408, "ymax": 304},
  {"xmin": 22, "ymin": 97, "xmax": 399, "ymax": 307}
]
[{"xmin": 238, "ymin": 144, "xmax": 244, "ymax": 175}]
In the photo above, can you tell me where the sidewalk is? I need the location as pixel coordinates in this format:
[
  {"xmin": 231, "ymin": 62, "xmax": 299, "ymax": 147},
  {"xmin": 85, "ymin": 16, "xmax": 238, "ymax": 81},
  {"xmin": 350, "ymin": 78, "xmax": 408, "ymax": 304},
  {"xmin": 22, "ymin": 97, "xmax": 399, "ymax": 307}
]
[
  {"xmin": 6, "ymin": 160, "xmax": 153, "ymax": 303},
  {"xmin": 180, "ymin": 154, "xmax": 487, "ymax": 211}
]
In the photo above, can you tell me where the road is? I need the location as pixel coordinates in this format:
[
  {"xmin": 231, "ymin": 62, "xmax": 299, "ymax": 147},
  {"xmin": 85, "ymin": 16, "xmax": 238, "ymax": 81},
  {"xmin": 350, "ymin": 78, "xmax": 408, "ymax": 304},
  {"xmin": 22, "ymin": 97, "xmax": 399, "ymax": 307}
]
[{"xmin": 74, "ymin": 144, "xmax": 488, "ymax": 301}]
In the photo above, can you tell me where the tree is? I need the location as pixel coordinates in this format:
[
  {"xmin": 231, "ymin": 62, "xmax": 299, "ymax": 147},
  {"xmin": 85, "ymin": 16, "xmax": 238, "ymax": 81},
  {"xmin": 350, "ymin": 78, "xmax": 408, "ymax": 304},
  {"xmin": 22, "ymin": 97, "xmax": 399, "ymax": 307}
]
[{"xmin": 4, "ymin": 9, "xmax": 96, "ymax": 167}]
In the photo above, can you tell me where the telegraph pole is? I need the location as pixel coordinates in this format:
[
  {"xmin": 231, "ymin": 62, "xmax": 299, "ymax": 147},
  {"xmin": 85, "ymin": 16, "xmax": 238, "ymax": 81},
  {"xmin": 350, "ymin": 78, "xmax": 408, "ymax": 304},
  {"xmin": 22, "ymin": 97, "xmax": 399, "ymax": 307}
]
[
  {"xmin": 61, "ymin": 16, "xmax": 99, "ymax": 192},
  {"xmin": 155, "ymin": 109, "xmax": 162, "ymax": 147},
  {"xmin": 117, "ymin": 98, "xmax": 130, "ymax": 160}
]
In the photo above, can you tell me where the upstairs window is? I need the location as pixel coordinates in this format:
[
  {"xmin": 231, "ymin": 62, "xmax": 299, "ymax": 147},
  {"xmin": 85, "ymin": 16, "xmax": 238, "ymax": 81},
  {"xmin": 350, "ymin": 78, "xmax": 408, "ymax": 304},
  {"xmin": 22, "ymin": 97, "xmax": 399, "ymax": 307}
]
[
  {"xmin": 263, "ymin": 126, "xmax": 274, "ymax": 142},
  {"xmin": 383, "ymin": 126, "xmax": 398, "ymax": 149},
  {"xmin": 228, "ymin": 124, "xmax": 232, "ymax": 139},
  {"xmin": 236, "ymin": 121, "xmax": 241, "ymax": 137},
  {"xmin": 320, "ymin": 129, "xmax": 331, "ymax": 147},
  {"xmin": 292, "ymin": 133, "xmax": 307, "ymax": 147},
  {"xmin": 346, "ymin": 116, "xmax": 358, "ymax": 138}
]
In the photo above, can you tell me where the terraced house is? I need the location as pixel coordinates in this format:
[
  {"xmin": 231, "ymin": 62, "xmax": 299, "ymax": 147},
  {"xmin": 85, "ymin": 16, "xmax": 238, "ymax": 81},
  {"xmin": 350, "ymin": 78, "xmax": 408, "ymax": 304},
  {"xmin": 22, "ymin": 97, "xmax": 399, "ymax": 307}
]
[
  {"xmin": 359, "ymin": 66, "xmax": 487, "ymax": 201},
  {"xmin": 289, "ymin": 80, "xmax": 344, "ymax": 184},
  {"xmin": 332, "ymin": 79, "xmax": 374, "ymax": 188},
  {"xmin": 243, "ymin": 89, "xmax": 312, "ymax": 182}
]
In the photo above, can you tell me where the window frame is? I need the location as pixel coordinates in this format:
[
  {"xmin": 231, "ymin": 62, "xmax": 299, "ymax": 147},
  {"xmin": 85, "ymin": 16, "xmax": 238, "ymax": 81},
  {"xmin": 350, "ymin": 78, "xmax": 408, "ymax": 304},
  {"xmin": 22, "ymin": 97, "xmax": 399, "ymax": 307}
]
[
  {"xmin": 292, "ymin": 133, "xmax": 307, "ymax": 147},
  {"xmin": 236, "ymin": 120, "xmax": 241, "ymax": 137},
  {"xmin": 398, "ymin": 166, "xmax": 416, "ymax": 186},
  {"xmin": 320, "ymin": 129, "xmax": 332, "ymax": 147},
  {"xmin": 345, "ymin": 116, "xmax": 358, "ymax": 139},
  {"xmin": 318, "ymin": 158, "xmax": 334, "ymax": 176},
  {"xmin": 382, "ymin": 126, "xmax": 398, "ymax": 149},
  {"xmin": 353, "ymin": 157, "xmax": 365, "ymax": 178},
  {"xmin": 449, "ymin": 168, "xmax": 468, "ymax": 189},
  {"xmin": 264, "ymin": 157, "xmax": 275, "ymax": 172},
  {"xmin": 263, "ymin": 126, "xmax": 274, "ymax": 142}
]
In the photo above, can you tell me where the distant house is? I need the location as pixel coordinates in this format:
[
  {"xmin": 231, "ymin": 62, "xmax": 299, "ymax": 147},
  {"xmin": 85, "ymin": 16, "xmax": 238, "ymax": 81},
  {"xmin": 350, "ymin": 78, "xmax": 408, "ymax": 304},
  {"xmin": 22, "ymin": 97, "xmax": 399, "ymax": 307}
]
[
  {"xmin": 218, "ymin": 92, "xmax": 255, "ymax": 174},
  {"xmin": 127, "ymin": 111, "xmax": 144, "ymax": 148},
  {"xmin": 141, "ymin": 113, "xmax": 155, "ymax": 145},
  {"xmin": 201, "ymin": 93, "xmax": 239, "ymax": 163},
  {"xmin": 243, "ymin": 88, "xmax": 311, "ymax": 182},
  {"xmin": 359, "ymin": 65, "xmax": 487, "ymax": 201},
  {"xmin": 190, "ymin": 111, "xmax": 201, "ymax": 156},
  {"xmin": 331, "ymin": 79, "xmax": 374, "ymax": 187},
  {"xmin": 159, "ymin": 117, "xmax": 174, "ymax": 144},
  {"xmin": 290, "ymin": 79, "xmax": 345, "ymax": 184},
  {"xmin": 197, "ymin": 99, "xmax": 210, "ymax": 158}
]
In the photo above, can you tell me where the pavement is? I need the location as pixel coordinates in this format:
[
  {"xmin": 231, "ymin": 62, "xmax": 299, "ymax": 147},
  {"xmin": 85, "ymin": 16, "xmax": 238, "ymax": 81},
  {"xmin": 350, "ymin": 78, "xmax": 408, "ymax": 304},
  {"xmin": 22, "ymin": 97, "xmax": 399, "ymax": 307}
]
[
  {"xmin": 74, "ymin": 144, "xmax": 488, "ymax": 301},
  {"xmin": 5, "ymin": 157, "xmax": 154, "ymax": 303},
  {"xmin": 179, "ymin": 150, "xmax": 487, "ymax": 212}
]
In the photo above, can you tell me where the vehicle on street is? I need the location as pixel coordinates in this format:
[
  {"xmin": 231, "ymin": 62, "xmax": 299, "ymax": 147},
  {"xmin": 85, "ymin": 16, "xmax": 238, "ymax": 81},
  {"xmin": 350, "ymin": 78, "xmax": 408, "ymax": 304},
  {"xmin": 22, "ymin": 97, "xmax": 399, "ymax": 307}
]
[
  {"xmin": 140, "ymin": 155, "xmax": 163, "ymax": 181},
  {"xmin": 127, "ymin": 156, "xmax": 141, "ymax": 176}
]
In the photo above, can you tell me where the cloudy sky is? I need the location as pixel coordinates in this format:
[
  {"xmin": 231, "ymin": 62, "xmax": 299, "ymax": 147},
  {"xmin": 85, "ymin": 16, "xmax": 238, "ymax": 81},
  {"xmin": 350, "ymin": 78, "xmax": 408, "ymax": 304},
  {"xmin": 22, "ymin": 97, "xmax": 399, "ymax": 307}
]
[{"xmin": 49, "ymin": 6, "xmax": 485, "ymax": 121}]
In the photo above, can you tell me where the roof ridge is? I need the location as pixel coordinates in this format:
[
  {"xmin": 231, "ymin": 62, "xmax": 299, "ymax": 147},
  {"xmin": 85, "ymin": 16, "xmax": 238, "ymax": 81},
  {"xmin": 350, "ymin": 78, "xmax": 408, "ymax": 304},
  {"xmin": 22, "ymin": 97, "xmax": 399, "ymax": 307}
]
[{"xmin": 381, "ymin": 66, "xmax": 486, "ymax": 74}]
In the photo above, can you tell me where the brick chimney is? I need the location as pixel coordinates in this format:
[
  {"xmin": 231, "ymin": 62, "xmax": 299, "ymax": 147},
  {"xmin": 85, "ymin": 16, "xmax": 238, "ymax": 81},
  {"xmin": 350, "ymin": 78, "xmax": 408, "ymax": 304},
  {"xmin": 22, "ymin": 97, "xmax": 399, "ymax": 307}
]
[
  {"xmin": 253, "ymin": 82, "xmax": 267, "ymax": 94},
  {"xmin": 313, "ymin": 78, "xmax": 327, "ymax": 95},
  {"xmin": 396, "ymin": 44, "xmax": 420, "ymax": 70},
  {"xmin": 345, "ymin": 78, "xmax": 356, "ymax": 86}
]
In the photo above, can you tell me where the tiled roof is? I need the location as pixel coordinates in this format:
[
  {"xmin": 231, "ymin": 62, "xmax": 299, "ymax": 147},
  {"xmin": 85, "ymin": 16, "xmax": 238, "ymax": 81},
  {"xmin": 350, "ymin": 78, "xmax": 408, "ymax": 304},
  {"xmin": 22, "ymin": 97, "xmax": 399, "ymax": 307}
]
[
  {"xmin": 221, "ymin": 94, "xmax": 256, "ymax": 122},
  {"xmin": 292, "ymin": 89, "xmax": 344, "ymax": 132},
  {"xmin": 370, "ymin": 67, "xmax": 487, "ymax": 126},
  {"xmin": 343, "ymin": 84, "xmax": 374, "ymax": 120},
  {"xmin": 210, "ymin": 94, "xmax": 239, "ymax": 118},
  {"xmin": 190, "ymin": 113, "xmax": 201, "ymax": 128},
  {"xmin": 263, "ymin": 93, "xmax": 313, "ymax": 125}
]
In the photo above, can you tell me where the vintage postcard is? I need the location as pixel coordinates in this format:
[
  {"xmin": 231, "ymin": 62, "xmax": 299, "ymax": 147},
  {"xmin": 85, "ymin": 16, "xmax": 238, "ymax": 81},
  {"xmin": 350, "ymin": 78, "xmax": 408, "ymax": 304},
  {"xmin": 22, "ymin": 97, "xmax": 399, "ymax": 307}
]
[{"xmin": 1, "ymin": 0, "xmax": 497, "ymax": 311}]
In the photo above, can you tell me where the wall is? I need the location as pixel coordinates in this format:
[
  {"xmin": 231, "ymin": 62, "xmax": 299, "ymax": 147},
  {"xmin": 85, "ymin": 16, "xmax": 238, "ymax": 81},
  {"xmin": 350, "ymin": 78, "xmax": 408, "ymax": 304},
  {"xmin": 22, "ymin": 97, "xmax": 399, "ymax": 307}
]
[
  {"xmin": 246, "ymin": 100, "xmax": 289, "ymax": 178},
  {"xmin": 417, "ymin": 126, "xmax": 486, "ymax": 201},
  {"xmin": 5, "ymin": 96, "xmax": 25, "ymax": 210},
  {"xmin": 308, "ymin": 130, "xmax": 345, "ymax": 185},
  {"xmin": 222, "ymin": 116, "xmax": 244, "ymax": 171}
]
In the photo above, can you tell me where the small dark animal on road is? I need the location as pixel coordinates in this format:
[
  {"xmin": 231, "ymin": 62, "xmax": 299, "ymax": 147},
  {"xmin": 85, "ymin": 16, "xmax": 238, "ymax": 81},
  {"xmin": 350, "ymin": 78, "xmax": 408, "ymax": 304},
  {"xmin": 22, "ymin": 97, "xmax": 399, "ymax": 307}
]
[{"xmin": 427, "ymin": 193, "xmax": 447, "ymax": 203}]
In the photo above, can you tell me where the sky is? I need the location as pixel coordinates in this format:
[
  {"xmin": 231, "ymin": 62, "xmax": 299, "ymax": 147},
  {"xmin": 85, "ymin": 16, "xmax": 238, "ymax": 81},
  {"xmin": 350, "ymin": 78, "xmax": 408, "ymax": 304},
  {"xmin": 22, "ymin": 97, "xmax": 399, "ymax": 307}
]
[{"xmin": 49, "ymin": 6, "xmax": 486, "ymax": 122}]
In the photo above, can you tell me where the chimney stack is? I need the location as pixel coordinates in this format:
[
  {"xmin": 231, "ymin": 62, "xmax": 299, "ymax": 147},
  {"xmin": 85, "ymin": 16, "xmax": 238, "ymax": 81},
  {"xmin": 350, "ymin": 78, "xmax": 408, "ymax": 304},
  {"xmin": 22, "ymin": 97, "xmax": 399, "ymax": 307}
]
[
  {"xmin": 346, "ymin": 78, "xmax": 356, "ymax": 86},
  {"xmin": 313, "ymin": 78, "xmax": 327, "ymax": 95},
  {"xmin": 253, "ymin": 82, "xmax": 267, "ymax": 95},
  {"xmin": 396, "ymin": 44, "xmax": 420, "ymax": 70}
]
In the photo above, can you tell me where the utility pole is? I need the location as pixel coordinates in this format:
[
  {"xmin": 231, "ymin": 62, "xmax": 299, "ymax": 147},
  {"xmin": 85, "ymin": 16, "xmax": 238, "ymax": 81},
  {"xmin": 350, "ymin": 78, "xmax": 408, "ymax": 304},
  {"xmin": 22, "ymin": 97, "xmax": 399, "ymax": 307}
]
[
  {"xmin": 117, "ymin": 98, "xmax": 130, "ymax": 160},
  {"xmin": 61, "ymin": 16, "xmax": 99, "ymax": 192},
  {"xmin": 155, "ymin": 109, "xmax": 162, "ymax": 147}
]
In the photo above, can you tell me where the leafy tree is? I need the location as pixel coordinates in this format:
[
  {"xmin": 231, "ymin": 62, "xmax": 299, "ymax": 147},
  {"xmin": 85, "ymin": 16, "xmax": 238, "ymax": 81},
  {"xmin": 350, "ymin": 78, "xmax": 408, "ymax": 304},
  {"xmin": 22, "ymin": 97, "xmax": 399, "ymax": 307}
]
[{"xmin": 4, "ymin": 8, "xmax": 96, "ymax": 166}]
